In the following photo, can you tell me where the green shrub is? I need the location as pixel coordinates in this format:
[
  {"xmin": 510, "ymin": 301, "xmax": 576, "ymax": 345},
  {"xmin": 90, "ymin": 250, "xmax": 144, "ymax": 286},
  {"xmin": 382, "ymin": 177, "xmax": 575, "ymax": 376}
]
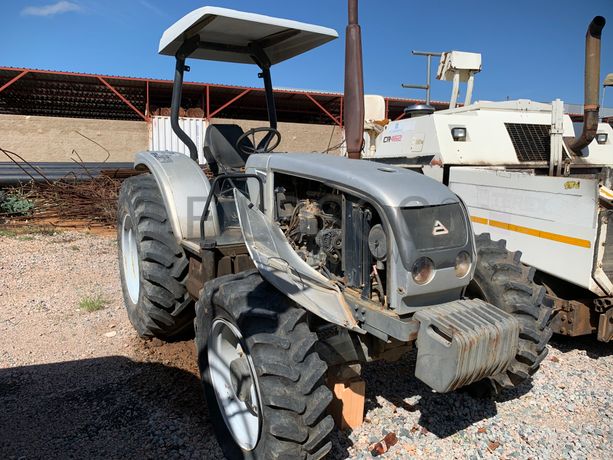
[{"xmin": 0, "ymin": 191, "xmax": 34, "ymax": 216}]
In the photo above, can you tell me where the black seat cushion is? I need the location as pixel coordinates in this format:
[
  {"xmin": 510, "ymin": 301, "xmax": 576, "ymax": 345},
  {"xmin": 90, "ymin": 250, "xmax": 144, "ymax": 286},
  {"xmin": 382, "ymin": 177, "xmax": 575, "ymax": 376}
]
[{"xmin": 203, "ymin": 124, "xmax": 253, "ymax": 173}]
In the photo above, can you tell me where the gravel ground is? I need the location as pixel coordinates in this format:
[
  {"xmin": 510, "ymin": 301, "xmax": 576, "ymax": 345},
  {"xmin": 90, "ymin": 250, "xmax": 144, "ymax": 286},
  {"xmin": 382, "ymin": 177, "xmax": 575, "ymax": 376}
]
[{"xmin": 0, "ymin": 230, "xmax": 611, "ymax": 459}]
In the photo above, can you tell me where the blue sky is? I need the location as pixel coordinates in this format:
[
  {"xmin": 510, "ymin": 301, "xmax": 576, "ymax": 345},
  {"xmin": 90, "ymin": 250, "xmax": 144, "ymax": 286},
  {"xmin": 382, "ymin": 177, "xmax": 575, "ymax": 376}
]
[{"xmin": 1, "ymin": 1, "xmax": 612, "ymax": 105}]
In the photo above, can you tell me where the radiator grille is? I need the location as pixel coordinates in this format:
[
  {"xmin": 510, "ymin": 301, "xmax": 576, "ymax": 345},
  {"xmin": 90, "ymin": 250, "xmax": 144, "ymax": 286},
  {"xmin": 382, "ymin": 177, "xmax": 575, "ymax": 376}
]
[
  {"xmin": 602, "ymin": 212, "xmax": 613, "ymax": 281},
  {"xmin": 505, "ymin": 123, "xmax": 551, "ymax": 162}
]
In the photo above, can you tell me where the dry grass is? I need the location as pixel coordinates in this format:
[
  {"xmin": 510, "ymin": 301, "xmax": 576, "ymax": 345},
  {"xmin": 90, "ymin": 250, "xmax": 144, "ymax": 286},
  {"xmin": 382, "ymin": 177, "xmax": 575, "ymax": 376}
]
[{"xmin": 79, "ymin": 295, "xmax": 108, "ymax": 312}]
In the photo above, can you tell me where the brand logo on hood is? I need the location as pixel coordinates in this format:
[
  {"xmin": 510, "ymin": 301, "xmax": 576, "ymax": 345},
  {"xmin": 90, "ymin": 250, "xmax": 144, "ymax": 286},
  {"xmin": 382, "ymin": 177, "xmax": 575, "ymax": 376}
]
[{"xmin": 432, "ymin": 220, "xmax": 449, "ymax": 236}]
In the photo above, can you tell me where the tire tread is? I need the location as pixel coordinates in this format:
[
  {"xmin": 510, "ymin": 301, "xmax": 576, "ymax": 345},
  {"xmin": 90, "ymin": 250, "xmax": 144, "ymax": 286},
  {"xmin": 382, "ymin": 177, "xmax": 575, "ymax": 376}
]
[
  {"xmin": 195, "ymin": 270, "xmax": 333, "ymax": 459},
  {"xmin": 117, "ymin": 174, "xmax": 193, "ymax": 339},
  {"xmin": 471, "ymin": 233, "xmax": 553, "ymax": 391}
]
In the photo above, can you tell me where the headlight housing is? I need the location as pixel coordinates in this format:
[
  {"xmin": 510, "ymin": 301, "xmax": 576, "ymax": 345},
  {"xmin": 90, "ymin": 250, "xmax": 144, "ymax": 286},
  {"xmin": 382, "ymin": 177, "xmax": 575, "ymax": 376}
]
[
  {"xmin": 451, "ymin": 127, "xmax": 467, "ymax": 142},
  {"xmin": 412, "ymin": 257, "xmax": 435, "ymax": 285},
  {"xmin": 596, "ymin": 133, "xmax": 608, "ymax": 144},
  {"xmin": 455, "ymin": 251, "xmax": 472, "ymax": 278}
]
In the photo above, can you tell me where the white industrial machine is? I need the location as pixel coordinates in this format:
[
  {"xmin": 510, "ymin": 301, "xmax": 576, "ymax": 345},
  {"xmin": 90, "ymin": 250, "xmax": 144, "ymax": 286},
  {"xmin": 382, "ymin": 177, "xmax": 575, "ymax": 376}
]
[{"xmin": 368, "ymin": 16, "xmax": 613, "ymax": 341}]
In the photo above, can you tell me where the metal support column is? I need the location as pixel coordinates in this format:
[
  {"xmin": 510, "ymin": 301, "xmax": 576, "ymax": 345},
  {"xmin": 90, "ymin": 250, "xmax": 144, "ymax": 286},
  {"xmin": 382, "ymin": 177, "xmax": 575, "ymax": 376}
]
[
  {"xmin": 170, "ymin": 57, "xmax": 198, "ymax": 161},
  {"xmin": 260, "ymin": 67, "xmax": 278, "ymax": 128},
  {"xmin": 550, "ymin": 99, "xmax": 565, "ymax": 176},
  {"xmin": 145, "ymin": 80, "xmax": 150, "ymax": 119}
]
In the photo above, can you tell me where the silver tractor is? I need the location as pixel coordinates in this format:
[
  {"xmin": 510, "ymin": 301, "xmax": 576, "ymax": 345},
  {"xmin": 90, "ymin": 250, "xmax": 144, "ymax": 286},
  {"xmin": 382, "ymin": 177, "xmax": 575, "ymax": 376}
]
[{"xmin": 116, "ymin": 3, "xmax": 551, "ymax": 459}]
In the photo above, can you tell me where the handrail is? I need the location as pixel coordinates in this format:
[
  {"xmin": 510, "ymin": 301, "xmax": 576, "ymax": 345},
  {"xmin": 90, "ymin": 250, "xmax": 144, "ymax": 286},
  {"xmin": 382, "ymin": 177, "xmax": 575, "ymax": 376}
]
[{"xmin": 199, "ymin": 173, "xmax": 265, "ymax": 246}]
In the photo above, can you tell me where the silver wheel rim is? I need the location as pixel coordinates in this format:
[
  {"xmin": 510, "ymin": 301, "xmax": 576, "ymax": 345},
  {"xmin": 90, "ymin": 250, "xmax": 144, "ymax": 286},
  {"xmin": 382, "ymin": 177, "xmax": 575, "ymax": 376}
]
[
  {"xmin": 121, "ymin": 214, "xmax": 140, "ymax": 304},
  {"xmin": 208, "ymin": 318, "xmax": 262, "ymax": 451}
]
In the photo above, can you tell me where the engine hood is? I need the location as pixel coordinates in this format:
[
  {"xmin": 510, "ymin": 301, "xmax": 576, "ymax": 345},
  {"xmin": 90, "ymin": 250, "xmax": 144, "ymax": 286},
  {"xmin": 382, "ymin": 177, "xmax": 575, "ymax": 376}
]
[{"xmin": 246, "ymin": 153, "xmax": 459, "ymax": 208}]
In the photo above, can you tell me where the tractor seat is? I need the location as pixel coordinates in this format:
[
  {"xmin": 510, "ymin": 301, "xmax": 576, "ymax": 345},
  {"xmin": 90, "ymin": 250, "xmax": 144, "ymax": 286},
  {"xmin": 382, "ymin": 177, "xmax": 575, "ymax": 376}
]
[{"xmin": 203, "ymin": 124, "xmax": 253, "ymax": 174}]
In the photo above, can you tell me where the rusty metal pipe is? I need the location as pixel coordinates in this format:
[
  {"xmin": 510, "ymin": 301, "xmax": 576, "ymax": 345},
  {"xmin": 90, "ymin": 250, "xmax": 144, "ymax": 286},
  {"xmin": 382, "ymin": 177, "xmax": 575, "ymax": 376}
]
[
  {"xmin": 344, "ymin": 0, "xmax": 365, "ymax": 159},
  {"xmin": 569, "ymin": 16, "xmax": 606, "ymax": 154}
]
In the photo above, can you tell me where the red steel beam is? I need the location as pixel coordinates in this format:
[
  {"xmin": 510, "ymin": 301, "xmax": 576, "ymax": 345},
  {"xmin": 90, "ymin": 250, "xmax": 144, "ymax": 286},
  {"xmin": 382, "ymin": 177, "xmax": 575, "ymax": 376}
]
[
  {"xmin": 145, "ymin": 80, "xmax": 150, "ymax": 119},
  {"xmin": 305, "ymin": 93, "xmax": 341, "ymax": 126},
  {"xmin": 97, "ymin": 76, "xmax": 146, "ymax": 121},
  {"xmin": 206, "ymin": 85, "xmax": 210, "ymax": 119},
  {"xmin": 0, "ymin": 70, "xmax": 29, "ymax": 93},
  {"xmin": 208, "ymin": 88, "xmax": 251, "ymax": 119}
]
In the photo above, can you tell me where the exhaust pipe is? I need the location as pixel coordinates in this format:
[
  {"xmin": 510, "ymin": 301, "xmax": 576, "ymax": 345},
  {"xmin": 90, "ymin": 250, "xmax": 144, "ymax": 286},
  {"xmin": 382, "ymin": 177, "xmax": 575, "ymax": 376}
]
[
  {"xmin": 568, "ymin": 16, "xmax": 606, "ymax": 154},
  {"xmin": 344, "ymin": 0, "xmax": 365, "ymax": 159}
]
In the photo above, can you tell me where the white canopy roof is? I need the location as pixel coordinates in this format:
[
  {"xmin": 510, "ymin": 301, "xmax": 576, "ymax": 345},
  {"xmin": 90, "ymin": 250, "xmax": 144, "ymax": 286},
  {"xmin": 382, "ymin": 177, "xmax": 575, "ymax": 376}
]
[{"xmin": 159, "ymin": 6, "xmax": 338, "ymax": 65}]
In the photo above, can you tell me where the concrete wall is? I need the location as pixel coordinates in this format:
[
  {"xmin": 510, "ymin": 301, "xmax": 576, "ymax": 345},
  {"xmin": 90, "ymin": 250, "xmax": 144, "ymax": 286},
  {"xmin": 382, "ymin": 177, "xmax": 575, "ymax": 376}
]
[
  {"xmin": 211, "ymin": 118, "xmax": 344, "ymax": 155},
  {"xmin": 0, "ymin": 115, "xmax": 149, "ymax": 163},
  {"xmin": 0, "ymin": 114, "xmax": 344, "ymax": 163}
]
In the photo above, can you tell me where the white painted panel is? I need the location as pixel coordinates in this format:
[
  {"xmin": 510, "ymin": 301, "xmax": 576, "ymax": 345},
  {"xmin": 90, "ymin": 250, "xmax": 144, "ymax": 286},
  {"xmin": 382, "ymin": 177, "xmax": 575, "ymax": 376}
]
[
  {"xmin": 372, "ymin": 99, "xmax": 601, "ymax": 166},
  {"xmin": 150, "ymin": 116, "xmax": 208, "ymax": 164},
  {"xmin": 449, "ymin": 167, "xmax": 599, "ymax": 290},
  {"xmin": 159, "ymin": 6, "xmax": 338, "ymax": 64}
]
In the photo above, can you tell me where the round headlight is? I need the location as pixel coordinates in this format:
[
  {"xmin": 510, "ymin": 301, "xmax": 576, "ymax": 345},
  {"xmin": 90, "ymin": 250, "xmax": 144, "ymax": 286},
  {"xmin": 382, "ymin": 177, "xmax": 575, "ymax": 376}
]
[
  {"xmin": 412, "ymin": 257, "xmax": 435, "ymax": 285},
  {"xmin": 455, "ymin": 251, "xmax": 471, "ymax": 278}
]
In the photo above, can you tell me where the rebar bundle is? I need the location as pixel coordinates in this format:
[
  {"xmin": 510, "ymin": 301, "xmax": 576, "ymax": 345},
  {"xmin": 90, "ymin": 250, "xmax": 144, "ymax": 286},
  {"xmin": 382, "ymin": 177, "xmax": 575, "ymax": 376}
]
[{"xmin": 1, "ymin": 147, "xmax": 124, "ymax": 228}]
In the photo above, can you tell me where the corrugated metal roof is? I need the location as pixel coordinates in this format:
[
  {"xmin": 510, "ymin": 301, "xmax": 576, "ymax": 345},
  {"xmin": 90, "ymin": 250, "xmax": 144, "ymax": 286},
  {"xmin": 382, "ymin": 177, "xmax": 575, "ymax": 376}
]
[
  {"xmin": 0, "ymin": 66, "xmax": 448, "ymax": 123},
  {"xmin": 3, "ymin": 66, "xmax": 611, "ymax": 118},
  {"xmin": 0, "ymin": 66, "xmax": 436, "ymax": 102}
]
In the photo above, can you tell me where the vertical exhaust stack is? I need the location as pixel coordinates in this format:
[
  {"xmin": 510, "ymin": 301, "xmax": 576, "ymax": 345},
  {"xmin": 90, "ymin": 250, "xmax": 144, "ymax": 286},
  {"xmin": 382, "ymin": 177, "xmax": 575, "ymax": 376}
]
[
  {"xmin": 569, "ymin": 16, "xmax": 606, "ymax": 154},
  {"xmin": 344, "ymin": 0, "xmax": 365, "ymax": 159}
]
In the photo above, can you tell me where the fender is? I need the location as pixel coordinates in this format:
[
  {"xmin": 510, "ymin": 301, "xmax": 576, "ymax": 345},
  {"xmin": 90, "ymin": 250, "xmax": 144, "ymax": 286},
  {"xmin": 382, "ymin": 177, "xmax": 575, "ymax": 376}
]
[{"xmin": 135, "ymin": 151, "xmax": 219, "ymax": 242}]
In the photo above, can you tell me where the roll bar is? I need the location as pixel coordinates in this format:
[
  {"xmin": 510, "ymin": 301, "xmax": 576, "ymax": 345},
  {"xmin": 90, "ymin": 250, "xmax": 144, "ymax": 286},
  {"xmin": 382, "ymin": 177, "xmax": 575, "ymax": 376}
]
[{"xmin": 170, "ymin": 36, "xmax": 284, "ymax": 162}]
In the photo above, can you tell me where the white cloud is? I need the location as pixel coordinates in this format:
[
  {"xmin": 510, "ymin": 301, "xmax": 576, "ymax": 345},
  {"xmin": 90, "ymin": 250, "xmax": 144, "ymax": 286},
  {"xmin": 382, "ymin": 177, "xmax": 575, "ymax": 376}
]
[
  {"xmin": 139, "ymin": 0, "xmax": 167, "ymax": 18},
  {"xmin": 22, "ymin": 1, "xmax": 82, "ymax": 17}
]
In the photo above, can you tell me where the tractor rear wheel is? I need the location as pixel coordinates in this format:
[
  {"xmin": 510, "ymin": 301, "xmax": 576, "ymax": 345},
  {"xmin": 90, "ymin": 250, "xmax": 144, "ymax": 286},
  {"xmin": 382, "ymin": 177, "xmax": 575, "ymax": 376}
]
[
  {"xmin": 117, "ymin": 174, "xmax": 194, "ymax": 339},
  {"xmin": 466, "ymin": 233, "xmax": 552, "ymax": 394},
  {"xmin": 195, "ymin": 270, "xmax": 334, "ymax": 460}
]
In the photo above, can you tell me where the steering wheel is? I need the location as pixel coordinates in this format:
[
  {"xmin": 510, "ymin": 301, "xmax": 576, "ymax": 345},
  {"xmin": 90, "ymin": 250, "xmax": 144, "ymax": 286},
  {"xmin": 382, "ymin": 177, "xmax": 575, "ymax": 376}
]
[{"xmin": 236, "ymin": 127, "xmax": 281, "ymax": 155}]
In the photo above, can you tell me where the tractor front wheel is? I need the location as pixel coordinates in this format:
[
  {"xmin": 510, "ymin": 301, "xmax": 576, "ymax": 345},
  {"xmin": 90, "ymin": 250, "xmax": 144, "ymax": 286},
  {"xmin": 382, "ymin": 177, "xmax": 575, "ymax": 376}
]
[{"xmin": 195, "ymin": 270, "xmax": 334, "ymax": 460}]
